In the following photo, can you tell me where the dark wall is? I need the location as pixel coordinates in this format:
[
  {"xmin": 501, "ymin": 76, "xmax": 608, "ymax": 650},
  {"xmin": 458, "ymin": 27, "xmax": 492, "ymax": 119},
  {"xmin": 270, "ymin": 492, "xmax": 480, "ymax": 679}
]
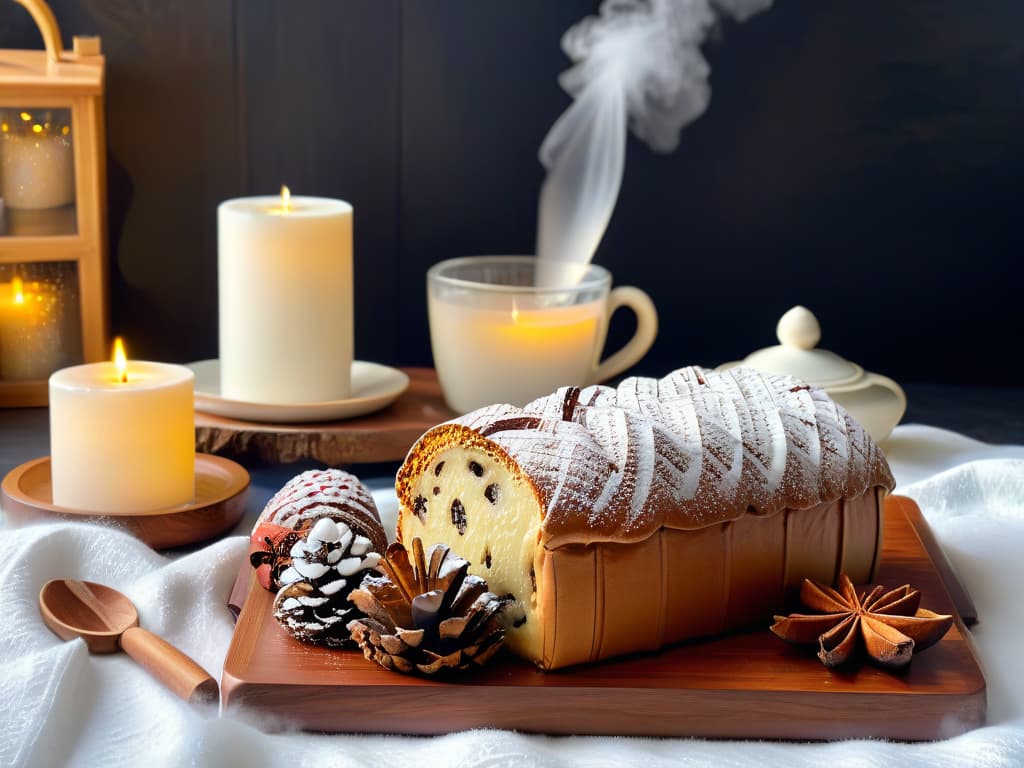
[{"xmin": 2, "ymin": 1, "xmax": 1022, "ymax": 386}]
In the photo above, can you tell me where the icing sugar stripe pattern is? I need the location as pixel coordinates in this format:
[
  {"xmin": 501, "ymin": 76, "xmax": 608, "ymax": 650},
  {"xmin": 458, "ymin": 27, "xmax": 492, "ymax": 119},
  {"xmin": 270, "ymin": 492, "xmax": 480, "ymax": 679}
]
[
  {"xmin": 263, "ymin": 469, "xmax": 380, "ymax": 530},
  {"xmin": 488, "ymin": 366, "xmax": 893, "ymax": 548}
]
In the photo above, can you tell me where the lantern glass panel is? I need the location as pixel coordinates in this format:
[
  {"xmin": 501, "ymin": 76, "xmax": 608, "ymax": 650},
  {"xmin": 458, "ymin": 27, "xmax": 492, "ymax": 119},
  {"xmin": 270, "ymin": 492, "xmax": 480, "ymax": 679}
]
[
  {"xmin": 0, "ymin": 107, "xmax": 77, "ymax": 236},
  {"xmin": 0, "ymin": 261, "xmax": 82, "ymax": 381}
]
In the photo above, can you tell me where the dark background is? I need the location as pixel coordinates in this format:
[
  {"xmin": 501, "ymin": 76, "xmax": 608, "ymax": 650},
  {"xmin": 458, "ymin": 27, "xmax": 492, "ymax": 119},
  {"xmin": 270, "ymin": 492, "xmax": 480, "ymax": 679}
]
[{"xmin": 2, "ymin": 0, "xmax": 1022, "ymax": 387}]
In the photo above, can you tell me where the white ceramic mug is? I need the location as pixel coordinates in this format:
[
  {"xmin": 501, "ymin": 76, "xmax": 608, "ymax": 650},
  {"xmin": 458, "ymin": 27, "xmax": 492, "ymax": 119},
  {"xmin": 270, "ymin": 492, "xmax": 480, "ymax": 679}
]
[{"xmin": 428, "ymin": 256, "xmax": 658, "ymax": 413}]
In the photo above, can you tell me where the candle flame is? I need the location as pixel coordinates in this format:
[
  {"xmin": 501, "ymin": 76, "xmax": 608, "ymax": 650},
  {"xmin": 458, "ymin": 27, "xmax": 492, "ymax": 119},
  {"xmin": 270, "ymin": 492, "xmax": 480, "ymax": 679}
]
[
  {"xmin": 12, "ymin": 276, "xmax": 24, "ymax": 305},
  {"xmin": 269, "ymin": 185, "xmax": 293, "ymax": 216},
  {"xmin": 511, "ymin": 300, "xmax": 520, "ymax": 325},
  {"xmin": 113, "ymin": 337, "xmax": 128, "ymax": 383}
]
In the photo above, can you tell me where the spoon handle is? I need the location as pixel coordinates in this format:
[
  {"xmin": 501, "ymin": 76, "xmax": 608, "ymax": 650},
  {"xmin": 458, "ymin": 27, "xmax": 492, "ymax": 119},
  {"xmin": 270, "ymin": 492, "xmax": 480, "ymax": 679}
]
[{"xmin": 120, "ymin": 626, "xmax": 219, "ymax": 704}]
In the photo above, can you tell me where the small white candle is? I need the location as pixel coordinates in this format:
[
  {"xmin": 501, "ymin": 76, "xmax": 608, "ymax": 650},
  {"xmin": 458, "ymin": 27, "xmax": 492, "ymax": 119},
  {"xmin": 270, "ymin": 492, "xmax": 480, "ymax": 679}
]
[
  {"xmin": 49, "ymin": 339, "xmax": 195, "ymax": 513},
  {"xmin": 0, "ymin": 276, "xmax": 63, "ymax": 380},
  {"xmin": 218, "ymin": 187, "xmax": 353, "ymax": 404},
  {"xmin": 1, "ymin": 120, "xmax": 75, "ymax": 210}
]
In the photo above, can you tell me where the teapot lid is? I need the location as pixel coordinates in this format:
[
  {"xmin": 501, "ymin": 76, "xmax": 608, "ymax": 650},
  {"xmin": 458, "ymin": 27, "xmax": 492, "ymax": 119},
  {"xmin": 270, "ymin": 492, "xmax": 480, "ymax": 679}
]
[{"xmin": 740, "ymin": 306, "xmax": 864, "ymax": 387}]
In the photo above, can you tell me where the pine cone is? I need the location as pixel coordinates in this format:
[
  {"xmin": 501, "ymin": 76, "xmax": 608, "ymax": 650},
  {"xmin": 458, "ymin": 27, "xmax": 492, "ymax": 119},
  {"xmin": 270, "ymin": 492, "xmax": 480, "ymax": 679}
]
[
  {"xmin": 250, "ymin": 469, "xmax": 387, "ymax": 591},
  {"xmin": 272, "ymin": 517, "xmax": 382, "ymax": 647},
  {"xmin": 347, "ymin": 538, "xmax": 511, "ymax": 675}
]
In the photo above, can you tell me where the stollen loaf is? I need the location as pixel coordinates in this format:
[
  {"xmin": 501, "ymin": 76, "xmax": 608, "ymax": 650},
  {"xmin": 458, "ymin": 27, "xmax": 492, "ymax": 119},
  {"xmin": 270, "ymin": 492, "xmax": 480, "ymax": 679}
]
[{"xmin": 396, "ymin": 366, "xmax": 895, "ymax": 670}]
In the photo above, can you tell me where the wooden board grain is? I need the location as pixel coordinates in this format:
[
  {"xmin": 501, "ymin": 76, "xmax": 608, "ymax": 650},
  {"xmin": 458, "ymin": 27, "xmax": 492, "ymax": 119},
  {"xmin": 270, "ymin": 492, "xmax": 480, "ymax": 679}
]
[
  {"xmin": 221, "ymin": 496, "xmax": 985, "ymax": 740},
  {"xmin": 195, "ymin": 368, "xmax": 455, "ymax": 466}
]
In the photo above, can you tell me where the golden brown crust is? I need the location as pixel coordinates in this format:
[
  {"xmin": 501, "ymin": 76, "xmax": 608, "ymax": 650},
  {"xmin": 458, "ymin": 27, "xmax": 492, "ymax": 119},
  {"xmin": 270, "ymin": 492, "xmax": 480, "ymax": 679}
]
[
  {"xmin": 536, "ymin": 489, "xmax": 884, "ymax": 669},
  {"xmin": 398, "ymin": 367, "xmax": 895, "ymax": 551}
]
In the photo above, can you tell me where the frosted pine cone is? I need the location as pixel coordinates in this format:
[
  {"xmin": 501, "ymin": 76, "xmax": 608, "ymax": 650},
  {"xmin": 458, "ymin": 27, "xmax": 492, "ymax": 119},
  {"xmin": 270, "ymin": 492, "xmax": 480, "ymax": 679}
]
[
  {"xmin": 273, "ymin": 517, "xmax": 382, "ymax": 647},
  {"xmin": 250, "ymin": 468, "xmax": 387, "ymax": 591},
  {"xmin": 347, "ymin": 538, "xmax": 512, "ymax": 675}
]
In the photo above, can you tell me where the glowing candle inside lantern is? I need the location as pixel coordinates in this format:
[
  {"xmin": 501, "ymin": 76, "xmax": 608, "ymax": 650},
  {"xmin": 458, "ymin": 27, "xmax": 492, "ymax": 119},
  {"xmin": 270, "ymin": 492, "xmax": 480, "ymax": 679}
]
[
  {"xmin": 0, "ymin": 276, "xmax": 63, "ymax": 380},
  {"xmin": 49, "ymin": 338, "xmax": 195, "ymax": 512},
  {"xmin": 218, "ymin": 187, "xmax": 353, "ymax": 403},
  {"xmin": 1, "ymin": 111, "xmax": 75, "ymax": 210}
]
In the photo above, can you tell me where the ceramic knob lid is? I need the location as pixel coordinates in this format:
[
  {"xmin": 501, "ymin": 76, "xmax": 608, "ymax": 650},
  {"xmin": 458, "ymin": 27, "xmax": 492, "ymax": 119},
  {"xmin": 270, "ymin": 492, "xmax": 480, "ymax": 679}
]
[
  {"xmin": 776, "ymin": 305, "xmax": 820, "ymax": 350},
  {"xmin": 741, "ymin": 306, "xmax": 863, "ymax": 387}
]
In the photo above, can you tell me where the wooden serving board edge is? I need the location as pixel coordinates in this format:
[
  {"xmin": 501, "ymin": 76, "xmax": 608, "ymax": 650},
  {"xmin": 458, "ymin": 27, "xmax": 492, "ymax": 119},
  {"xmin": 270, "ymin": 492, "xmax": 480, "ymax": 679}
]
[{"xmin": 221, "ymin": 496, "xmax": 986, "ymax": 740}]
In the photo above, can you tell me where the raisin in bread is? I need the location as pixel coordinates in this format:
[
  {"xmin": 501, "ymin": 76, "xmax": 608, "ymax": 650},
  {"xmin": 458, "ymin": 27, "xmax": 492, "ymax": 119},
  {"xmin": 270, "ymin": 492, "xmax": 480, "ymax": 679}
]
[{"xmin": 395, "ymin": 366, "xmax": 895, "ymax": 670}]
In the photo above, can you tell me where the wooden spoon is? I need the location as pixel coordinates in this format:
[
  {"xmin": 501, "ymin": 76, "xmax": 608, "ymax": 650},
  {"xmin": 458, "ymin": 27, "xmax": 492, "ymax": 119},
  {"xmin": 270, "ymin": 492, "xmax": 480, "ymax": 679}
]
[{"xmin": 39, "ymin": 579, "xmax": 219, "ymax": 704}]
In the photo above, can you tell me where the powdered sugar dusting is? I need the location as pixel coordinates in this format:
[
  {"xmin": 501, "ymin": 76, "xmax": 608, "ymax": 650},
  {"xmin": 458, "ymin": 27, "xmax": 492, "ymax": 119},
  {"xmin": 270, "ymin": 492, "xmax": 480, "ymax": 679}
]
[
  {"xmin": 260, "ymin": 469, "xmax": 379, "ymax": 529},
  {"xmin": 254, "ymin": 468, "xmax": 387, "ymax": 555},
  {"xmin": 272, "ymin": 516, "xmax": 383, "ymax": 646},
  {"xmin": 414, "ymin": 366, "xmax": 893, "ymax": 548},
  {"xmin": 716, "ymin": 368, "xmax": 787, "ymax": 505}
]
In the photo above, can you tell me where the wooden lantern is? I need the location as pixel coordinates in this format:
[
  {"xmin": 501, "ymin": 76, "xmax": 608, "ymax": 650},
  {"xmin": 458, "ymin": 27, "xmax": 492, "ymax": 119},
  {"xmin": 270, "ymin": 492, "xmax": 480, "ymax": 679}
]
[{"xmin": 0, "ymin": 0, "xmax": 107, "ymax": 406}]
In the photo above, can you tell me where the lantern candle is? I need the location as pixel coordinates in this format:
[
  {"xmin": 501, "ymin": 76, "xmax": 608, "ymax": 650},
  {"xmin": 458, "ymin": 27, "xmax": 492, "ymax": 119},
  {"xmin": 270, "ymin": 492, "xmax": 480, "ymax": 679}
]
[
  {"xmin": 49, "ymin": 339, "xmax": 195, "ymax": 513},
  {"xmin": 2, "ymin": 205, "xmax": 78, "ymax": 237},
  {"xmin": 218, "ymin": 186, "xmax": 353, "ymax": 404},
  {"xmin": 0, "ymin": 276, "xmax": 63, "ymax": 380},
  {"xmin": 1, "ymin": 111, "xmax": 75, "ymax": 210}
]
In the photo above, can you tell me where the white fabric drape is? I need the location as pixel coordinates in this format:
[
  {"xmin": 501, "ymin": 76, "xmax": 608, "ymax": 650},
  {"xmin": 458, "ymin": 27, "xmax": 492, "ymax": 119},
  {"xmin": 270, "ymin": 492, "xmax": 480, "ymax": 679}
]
[{"xmin": 2, "ymin": 424, "xmax": 1023, "ymax": 767}]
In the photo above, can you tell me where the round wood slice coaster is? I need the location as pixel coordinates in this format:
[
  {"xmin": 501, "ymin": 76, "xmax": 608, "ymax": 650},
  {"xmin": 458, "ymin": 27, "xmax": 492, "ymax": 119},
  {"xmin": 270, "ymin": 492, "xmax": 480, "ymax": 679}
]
[{"xmin": 194, "ymin": 368, "xmax": 457, "ymax": 466}]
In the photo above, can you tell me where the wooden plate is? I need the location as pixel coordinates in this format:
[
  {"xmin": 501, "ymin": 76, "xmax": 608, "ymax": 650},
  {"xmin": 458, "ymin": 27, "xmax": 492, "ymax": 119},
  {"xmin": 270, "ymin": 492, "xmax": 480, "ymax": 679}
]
[
  {"xmin": 1, "ymin": 454, "xmax": 250, "ymax": 549},
  {"xmin": 194, "ymin": 367, "xmax": 456, "ymax": 466},
  {"xmin": 221, "ymin": 495, "xmax": 986, "ymax": 740}
]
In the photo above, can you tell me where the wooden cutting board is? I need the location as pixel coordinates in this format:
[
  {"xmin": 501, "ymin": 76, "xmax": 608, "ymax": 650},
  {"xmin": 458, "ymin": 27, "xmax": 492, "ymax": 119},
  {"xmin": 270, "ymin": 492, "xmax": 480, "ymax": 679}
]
[{"xmin": 221, "ymin": 496, "xmax": 985, "ymax": 740}]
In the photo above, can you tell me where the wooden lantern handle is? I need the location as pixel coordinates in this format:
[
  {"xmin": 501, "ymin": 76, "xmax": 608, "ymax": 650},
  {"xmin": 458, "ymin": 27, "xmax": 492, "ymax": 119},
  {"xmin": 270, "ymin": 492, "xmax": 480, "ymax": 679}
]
[{"xmin": 12, "ymin": 0, "xmax": 64, "ymax": 62}]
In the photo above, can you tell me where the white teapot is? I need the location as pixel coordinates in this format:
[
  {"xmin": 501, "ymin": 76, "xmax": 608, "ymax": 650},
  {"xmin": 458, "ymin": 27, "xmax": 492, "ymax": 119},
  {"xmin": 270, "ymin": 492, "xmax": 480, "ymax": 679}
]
[{"xmin": 717, "ymin": 306, "xmax": 906, "ymax": 443}]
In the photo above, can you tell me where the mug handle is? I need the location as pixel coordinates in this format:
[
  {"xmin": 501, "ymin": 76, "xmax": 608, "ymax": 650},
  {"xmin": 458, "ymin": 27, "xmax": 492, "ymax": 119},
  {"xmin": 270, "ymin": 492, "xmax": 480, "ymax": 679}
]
[{"xmin": 591, "ymin": 286, "xmax": 658, "ymax": 384}]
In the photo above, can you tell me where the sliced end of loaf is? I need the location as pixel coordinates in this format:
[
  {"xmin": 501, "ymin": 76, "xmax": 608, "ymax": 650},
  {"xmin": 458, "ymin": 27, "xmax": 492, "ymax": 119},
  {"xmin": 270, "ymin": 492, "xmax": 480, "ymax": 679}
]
[{"xmin": 396, "ymin": 424, "xmax": 547, "ymax": 664}]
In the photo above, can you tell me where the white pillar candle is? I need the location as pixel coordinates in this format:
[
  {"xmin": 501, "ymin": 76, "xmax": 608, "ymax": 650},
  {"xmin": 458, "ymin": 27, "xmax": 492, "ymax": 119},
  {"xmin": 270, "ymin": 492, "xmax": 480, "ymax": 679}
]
[
  {"xmin": 0, "ymin": 277, "xmax": 63, "ymax": 380},
  {"xmin": 49, "ymin": 342, "xmax": 195, "ymax": 513},
  {"xmin": 218, "ymin": 188, "xmax": 353, "ymax": 404},
  {"xmin": 1, "ymin": 132, "xmax": 75, "ymax": 210}
]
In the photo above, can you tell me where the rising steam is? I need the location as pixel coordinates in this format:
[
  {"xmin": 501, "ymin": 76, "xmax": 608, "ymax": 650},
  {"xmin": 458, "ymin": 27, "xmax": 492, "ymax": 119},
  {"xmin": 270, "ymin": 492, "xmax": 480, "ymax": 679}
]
[{"xmin": 536, "ymin": 0, "xmax": 773, "ymax": 283}]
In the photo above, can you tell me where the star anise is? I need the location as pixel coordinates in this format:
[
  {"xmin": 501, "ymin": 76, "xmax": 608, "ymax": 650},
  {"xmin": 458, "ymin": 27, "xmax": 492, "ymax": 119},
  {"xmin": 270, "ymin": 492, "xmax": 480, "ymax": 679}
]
[{"xmin": 770, "ymin": 574, "xmax": 954, "ymax": 668}]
